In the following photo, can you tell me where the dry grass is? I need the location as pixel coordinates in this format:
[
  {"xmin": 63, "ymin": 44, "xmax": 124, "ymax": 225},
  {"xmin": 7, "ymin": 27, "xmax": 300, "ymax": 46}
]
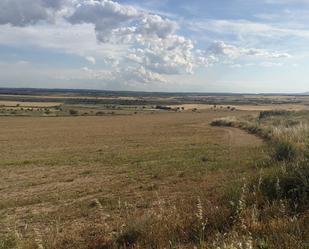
[
  {"xmin": 211, "ymin": 110, "xmax": 309, "ymax": 249},
  {"xmin": 272, "ymin": 123, "xmax": 309, "ymax": 145},
  {"xmin": 0, "ymin": 110, "xmax": 266, "ymax": 248},
  {"xmin": 169, "ymin": 104, "xmax": 309, "ymax": 111},
  {"xmin": 0, "ymin": 101, "xmax": 62, "ymax": 108},
  {"xmin": 2, "ymin": 102, "xmax": 308, "ymax": 248}
]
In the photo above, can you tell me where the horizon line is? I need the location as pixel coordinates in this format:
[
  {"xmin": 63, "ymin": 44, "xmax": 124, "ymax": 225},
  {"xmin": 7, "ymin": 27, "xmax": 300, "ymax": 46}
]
[{"xmin": 0, "ymin": 86, "xmax": 308, "ymax": 96}]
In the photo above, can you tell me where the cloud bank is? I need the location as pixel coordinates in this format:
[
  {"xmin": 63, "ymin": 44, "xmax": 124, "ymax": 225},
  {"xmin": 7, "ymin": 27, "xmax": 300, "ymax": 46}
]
[{"xmin": 0, "ymin": 0, "xmax": 292, "ymax": 88}]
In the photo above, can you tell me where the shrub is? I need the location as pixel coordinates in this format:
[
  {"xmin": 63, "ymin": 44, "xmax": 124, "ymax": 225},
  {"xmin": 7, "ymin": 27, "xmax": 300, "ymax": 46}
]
[
  {"xmin": 69, "ymin": 109, "xmax": 78, "ymax": 116},
  {"xmin": 259, "ymin": 110, "xmax": 290, "ymax": 120},
  {"xmin": 210, "ymin": 117, "xmax": 237, "ymax": 127},
  {"xmin": 55, "ymin": 105, "xmax": 63, "ymax": 111},
  {"xmin": 116, "ymin": 225, "xmax": 143, "ymax": 247},
  {"xmin": 0, "ymin": 234, "xmax": 16, "ymax": 249},
  {"xmin": 273, "ymin": 141, "xmax": 297, "ymax": 161},
  {"xmin": 95, "ymin": 111, "xmax": 105, "ymax": 116},
  {"xmin": 155, "ymin": 105, "xmax": 172, "ymax": 110},
  {"xmin": 254, "ymin": 165, "xmax": 309, "ymax": 206}
]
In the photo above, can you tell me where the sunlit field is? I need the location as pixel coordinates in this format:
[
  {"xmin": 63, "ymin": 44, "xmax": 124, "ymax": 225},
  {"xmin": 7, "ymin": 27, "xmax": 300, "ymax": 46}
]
[{"xmin": 0, "ymin": 90, "xmax": 308, "ymax": 248}]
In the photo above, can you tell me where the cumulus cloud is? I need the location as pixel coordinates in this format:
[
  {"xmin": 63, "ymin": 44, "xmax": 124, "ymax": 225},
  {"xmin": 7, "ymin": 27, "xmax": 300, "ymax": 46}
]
[
  {"xmin": 120, "ymin": 66, "xmax": 166, "ymax": 84},
  {"xmin": 0, "ymin": 0, "xmax": 68, "ymax": 26},
  {"xmin": 65, "ymin": 0, "xmax": 208, "ymax": 83},
  {"xmin": 126, "ymin": 35, "xmax": 197, "ymax": 75},
  {"xmin": 79, "ymin": 65, "xmax": 165, "ymax": 86},
  {"xmin": 209, "ymin": 41, "xmax": 291, "ymax": 59},
  {"xmin": 67, "ymin": 1, "xmax": 178, "ymax": 43},
  {"xmin": 135, "ymin": 14, "xmax": 178, "ymax": 39},
  {"xmin": 85, "ymin": 56, "xmax": 96, "ymax": 64},
  {"xmin": 68, "ymin": 0, "xmax": 139, "ymax": 42},
  {"xmin": 42, "ymin": 0, "xmax": 67, "ymax": 9},
  {"xmin": 0, "ymin": 0, "xmax": 294, "ymax": 87}
]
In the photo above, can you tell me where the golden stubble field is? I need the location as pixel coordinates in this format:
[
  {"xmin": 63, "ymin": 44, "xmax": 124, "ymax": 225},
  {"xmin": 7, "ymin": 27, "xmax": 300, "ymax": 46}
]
[
  {"xmin": 0, "ymin": 110, "xmax": 265, "ymax": 243},
  {"xmin": 0, "ymin": 101, "xmax": 62, "ymax": 108},
  {"xmin": 169, "ymin": 103, "xmax": 309, "ymax": 111}
]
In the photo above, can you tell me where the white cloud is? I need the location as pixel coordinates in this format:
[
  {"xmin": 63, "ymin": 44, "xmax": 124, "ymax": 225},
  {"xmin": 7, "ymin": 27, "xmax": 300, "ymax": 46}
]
[
  {"xmin": 68, "ymin": 0, "xmax": 139, "ymax": 42},
  {"xmin": 0, "ymin": 22, "xmax": 128, "ymax": 60},
  {"xmin": 0, "ymin": 0, "xmax": 69, "ymax": 26},
  {"xmin": 0, "ymin": 0, "xmax": 48, "ymax": 26},
  {"xmin": 135, "ymin": 14, "xmax": 178, "ymax": 39},
  {"xmin": 0, "ymin": 0, "xmax": 298, "ymax": 89},
  {"xmin": 191, "ymin": 19, "xmax": 309, "ymax": 39},
  {"xmin": 85, "ymin": 56, "xmax": 96, "ymax": 64},
  {"xmin": 209, "ymin": 41, "xmax": 291, "ymax": 59},
  {"xmin": 259, "ymin": 61, "xmax": 283, "ymax": 67},
  {"xmin": 81, "ymin": 66, "xmax": 90, "ymax": 72},
  {"xmin": 126, "ymin": 35, "xmax": 198, "ymax": 75},
  {"xmin": 64, "ymin": 0, "xmax": 209, "ymax": 83},
  {"xmin": 76, "ymin": 65, "xmax": 165, "ymax": 87},
  {"xmin": 67, "ymin": 1, "xmax": 178, "ymax": 43}
]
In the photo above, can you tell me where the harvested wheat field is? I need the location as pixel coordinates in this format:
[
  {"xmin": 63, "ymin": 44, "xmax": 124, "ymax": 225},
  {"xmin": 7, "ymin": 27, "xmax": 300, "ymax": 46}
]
[
  {"xmin": 0, "ymin": 101, "xmax": 62, "ymax": 108},
  {"xmin": 0, "ymin": 110, "xmax": 266, "ymax": 248},
  {"xmin": 169, "ymin": 103, "xmax": 309, "ymax": 111}
]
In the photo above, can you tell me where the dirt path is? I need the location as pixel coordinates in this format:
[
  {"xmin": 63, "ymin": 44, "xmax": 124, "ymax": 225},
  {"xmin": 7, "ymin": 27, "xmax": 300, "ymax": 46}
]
[
  {"xmin": 223, "ymin": 127, "xmax": 264, "ymax": 147},
  {"xmin": 185, "ymin": 120, "xmax": 264, "ymax": 148}
]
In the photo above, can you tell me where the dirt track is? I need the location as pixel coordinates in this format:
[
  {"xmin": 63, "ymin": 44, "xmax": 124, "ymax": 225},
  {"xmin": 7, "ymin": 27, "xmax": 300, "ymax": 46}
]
[{"xmin": 223, "ymin": 127, "xmax": 264, "ymax": 147}]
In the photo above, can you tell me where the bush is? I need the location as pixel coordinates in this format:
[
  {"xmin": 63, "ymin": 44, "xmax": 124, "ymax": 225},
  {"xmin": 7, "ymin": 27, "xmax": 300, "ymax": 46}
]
[
  {"xmin": 0, "ymin": 234, "xmax": 16, "ymax": 249},
  {"xmin": 69, "ymin": 109, "xmax": 78, "ymax": 116},
  {"xmin": 95, "ymin": 111, "xmax": 105, "ymax": 116},
  {"xmin": 116, "ymin": 225, "xmax": 143, "ymax": 247},
  {"xmin": 259, "ymin": 110, "xmax": 290, "ymax": 120},
  {"xmin": 273, "ymin": 141, "xmax": 297, "ymax": 161},
  {"xmin": 155, "ymin": 105, "xmax": 172, "ymax": 110},
  {"xmin": 55, "ymin": 105, "xmax": 63, "ymax": 111},
  {"xmin": 210, "ymin": 117, "xmax": 237, "ymax": 127},
  {"xmin": 254, "ymin": 165, "xmax": 309, "ymax": 206}
]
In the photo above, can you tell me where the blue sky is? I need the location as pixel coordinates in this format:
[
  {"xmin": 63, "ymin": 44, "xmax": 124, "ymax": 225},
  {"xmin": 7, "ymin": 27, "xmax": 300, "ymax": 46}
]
[{"xmin": 0, "ymin": 0, "xmax": 309, "ymax": 92}]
